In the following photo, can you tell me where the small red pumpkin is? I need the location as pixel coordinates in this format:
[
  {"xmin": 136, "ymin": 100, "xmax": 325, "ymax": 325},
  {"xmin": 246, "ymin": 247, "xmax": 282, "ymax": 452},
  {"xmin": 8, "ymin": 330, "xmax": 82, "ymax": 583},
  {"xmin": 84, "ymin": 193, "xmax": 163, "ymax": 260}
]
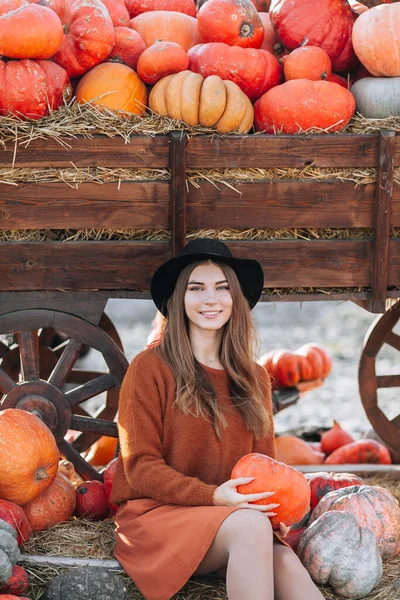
[
  {"xmin": 197, "ymin": 0, "xmax": 264, "ymax": 48},
  {"xmin": 75, "ymin": 481, "xmax": 110, "ymax": 520},
  {"xmin": 108, "ymin": 27, "xmax": 146, "ymax": 69},
  {"xmin": 137, "ymin": 41, "xmax": 189, "ymax": 84},
  {"xmin": 325, "ymin": 438, "xmax": 392, "ymax": 465},
  {"xmin": 282, "ymin": 46, "xmax": 332, "ymax": 81},
  {"xmin": 320, "ymin": 420, "xmax": 354, "ymax": 455},
  {"xmin": 0, "ymin": 500, "xmax": 31, "ymax": 547},
  {"xmin": 0, "ymin": 566, "xmax": 29, "ymax": 596},
  {"xmin": 103, "ymin": 458, "xmax": 119, "ymax": 515},
  {"xmin": 22, "ymin": 473, "xmax": 77, "ymax": 531},
  {"xmin": 231, "ymin": 452, "xmax": 311, "ymax": 529},
  {"xmin": 306, "ymin": 471, "xmax": 363, "ymax": 510}
]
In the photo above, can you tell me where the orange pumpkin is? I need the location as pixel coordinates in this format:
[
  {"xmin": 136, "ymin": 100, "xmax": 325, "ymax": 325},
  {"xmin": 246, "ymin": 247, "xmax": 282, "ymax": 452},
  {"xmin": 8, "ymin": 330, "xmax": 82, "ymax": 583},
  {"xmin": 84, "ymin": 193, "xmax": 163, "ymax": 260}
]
[
  {"xmin": 125, "ymin": 0, "xmax": 196, "ymax": 17},
  {"xmin": 23, "ymin": 473, "xmax": 76, "ymax": 531},
  {"xmin": 231, "ymin": 452, "xmax": 311, "ymax": 529},
  {"xmin": 325, "ymin": 438, "xmax": 392, "ymax": 465},
  {"xmin": 137, "ymin": 41, "xmax": 189, "ymax": 84},
  {"xmin": 0, "ymin": 0, "xmax": 63, "ymax": 59},
  {"xmin": 0, "ymin": 409, "xmax": 59, "ymax": 505},
  {"xmin": 130, "ymin": 11, "xmax": 201, "ymax": 51},
  {"xmin": 101, "ymin": 0, "xmax": 130, "ymax": 25},
  {"xmin": 282, "ymin": 46, "xmax": 332, "ymax": 81},
  {"xmin": 51, "ymin": 0, "xmax": 115, "ymax": 78},
  {"xmin": 86, "ymin": 436, "xmax": 118, "ymax": 467},
  {"xmin": 108, "ymin": 26, "xmax": 146, "ymax": 69},
  {"xmin": 75, "ymin": 62, "xmax": 148, "ymax": 116},
  {"xmin": 295, "ymin": 343, "xmax": 332, "ymax": 379},
  {"xmin": 320, "ymin": 420, "xmax": 354, "ymax": 455},
  {"xmin": 275, "ymin": 435, "xmax": 325, "ymax": 466},
  {"xmin": 197, "ymin": 0, "xmax": 264, "ymax": 48},
  {"xmin": 352, "ymin": 4, "xmax": 400, "ymax": 76}
]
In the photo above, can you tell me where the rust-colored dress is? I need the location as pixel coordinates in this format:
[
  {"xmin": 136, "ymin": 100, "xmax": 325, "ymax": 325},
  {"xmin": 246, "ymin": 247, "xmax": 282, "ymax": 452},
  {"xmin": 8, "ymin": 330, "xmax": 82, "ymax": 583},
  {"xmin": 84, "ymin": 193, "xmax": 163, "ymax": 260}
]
[{"xmin": 112, "ymin": 348, "xmax": 276, "ymax": 600}]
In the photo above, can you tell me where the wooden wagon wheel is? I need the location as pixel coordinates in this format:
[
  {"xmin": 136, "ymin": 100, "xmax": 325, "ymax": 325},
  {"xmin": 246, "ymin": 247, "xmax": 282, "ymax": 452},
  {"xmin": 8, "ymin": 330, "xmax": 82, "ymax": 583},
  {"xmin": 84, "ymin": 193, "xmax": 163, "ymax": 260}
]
[
  {"xmin": 0, "ymin": 309, "xmax": 128, "ymax": 481},
  {"xmin": 0, "ymin": 312, "xmax": 124, "ymax": 454},
  {"xmin": 358, "ymin": 299, "xmax": 400, "ymax": 459}
]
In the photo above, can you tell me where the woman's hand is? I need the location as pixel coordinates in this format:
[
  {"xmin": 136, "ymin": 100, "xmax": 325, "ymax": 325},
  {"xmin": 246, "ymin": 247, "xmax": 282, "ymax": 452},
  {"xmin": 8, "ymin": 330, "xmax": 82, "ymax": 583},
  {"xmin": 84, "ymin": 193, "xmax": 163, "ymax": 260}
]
[
  {"xmin": 213, "ymin": 477, "xmax": 280, "ymax": 516},
  {"xmin": 276, "ymin": 522, "xmax": 291, "ymax": 540}
]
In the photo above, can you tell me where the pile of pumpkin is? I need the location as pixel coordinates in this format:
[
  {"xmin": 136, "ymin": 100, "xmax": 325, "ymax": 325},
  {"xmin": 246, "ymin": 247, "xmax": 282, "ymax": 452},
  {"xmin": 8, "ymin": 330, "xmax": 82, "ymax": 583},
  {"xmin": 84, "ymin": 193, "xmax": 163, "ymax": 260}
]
[
  {"xmin": 231, "ymin": 452, "xmax": 400, "ymax": 598},
  {"xmin": 0, "ymin": 408, "xmax": 119, "ymax": 598},
  {"xmin": 1, "ymin": 0, "xmax": 399, "ymax": 133}
]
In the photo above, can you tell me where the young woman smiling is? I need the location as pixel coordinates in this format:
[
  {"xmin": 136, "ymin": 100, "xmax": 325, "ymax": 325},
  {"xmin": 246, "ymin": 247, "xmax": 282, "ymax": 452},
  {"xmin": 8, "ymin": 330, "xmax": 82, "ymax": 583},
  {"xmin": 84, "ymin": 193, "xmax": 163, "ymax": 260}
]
[{"xmin": 111, "ymin": 238, "xmax": 324, "ymax": 600}]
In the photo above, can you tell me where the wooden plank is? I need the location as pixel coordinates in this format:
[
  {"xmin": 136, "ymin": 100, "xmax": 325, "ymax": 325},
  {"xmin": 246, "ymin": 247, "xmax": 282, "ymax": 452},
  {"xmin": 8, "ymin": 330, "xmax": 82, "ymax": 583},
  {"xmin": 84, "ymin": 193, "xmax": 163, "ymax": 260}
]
[
  {"xmin": 296, "ymin": 464, "xmax": 400, "ymax": 475},
  {"xmin": 187, "ymin": 181, "xmax": 375, "ymax": 228},
  {"xmin": 0, "ymin": 136, "xmax": 170, "ymax": 168},
  {"xmin": 170, "ymin": 131, "xmax": 187, "ymax": 255},
  {"xmin": 388, "ymin": 240, "xmax": 400, "ymax": 286},
  {"xmin": 369, "ymin": 130, "xmax": 395, "ymax": 313},
  {"xmin": 0, "ymin": 182, "xmax": 170, "ymax": 229},
  {"xmin": 187, "ymin": 134, "xmax": 382, "ymax": 168},
  {"xmin": 0, "ymin": 241, "xmax": 170, "ymax": 291}
]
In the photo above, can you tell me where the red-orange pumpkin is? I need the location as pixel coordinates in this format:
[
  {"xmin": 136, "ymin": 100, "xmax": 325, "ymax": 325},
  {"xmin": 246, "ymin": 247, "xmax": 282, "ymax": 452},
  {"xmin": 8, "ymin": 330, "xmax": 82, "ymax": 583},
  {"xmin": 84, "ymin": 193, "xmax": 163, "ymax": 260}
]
[
  {"xmin": 275, "ymin": 435, "xmax": 325, "ymax": 466},
  {"xmin": 254, "ymin": 79, "xmax": 355, "ymax": 133},
  {"xmin": 305, "ymin": 471, "xmax": 363, "ymax": 510},
  {"xmin": 51, "ymin": 0, "xmax": 115, "ymax": 77},
  {"xmin": 126, "ymin": 0, "xmax": 196, "ymax": 17},
  {"xmin": 0, "ymin": 0, "xmax": 63, "ymax": 59},
  {"xmin": 295, "ymin": 343, "xmax": 332, "ymax": 379},
  {"xmin": 137, "ymin": 41, "xmax": 189, "ymax": 85},
  {"xmin": 320, "ymin": 420, "xmax": 354, "ymax": 455},
  {"xmin": 75, "ymin": 62, "xmax": 148, "ymax": 116},
  {"xmin": 325, "ymin": 438, "xmax": 392, "ymax": 465},
  {"xmin": 108, "ymin": 26, "xmax": 146, "ymax": 69},
  {"xmin": 197, "ymin": 0, "xmax": 264, "ymax": 49},
  {"xmin": 282, "ymin": 46, "xmax": 332, "ymax": 81},
  {"xmin": 103, "ymin": 457, "xmax": 119, "ymax": 515},
  {"xmin": 309, "ymin": 484, "xmax": 400, "ymax": 559},
  {"xmin": 231, "ymin": 452, "xmax": 311, "ymax": 529},
  {"xmin": 23, "ymin": 473, "xmax": 76, "ymax": 531},
  {"xmin": 326, "ymin": 72, "xmax": 349, "ymax": 89},
  {"xmin": 188, "ymin": 42, "xmax": 281, "ymax": 101},
  {"xmin": 0, "ymin": 500, "xmax": 32, "ymax": 546},
  {"xmin": 75, "ymin": 481, "xmax": 110, "ymax": 520},
  {"xmin": 0, "ymin": 59, "xmax": 71, "ymax": 120},
  {"xmin": 130, "ymin": 11, "xmax": 201, "ymax": 51},
  {"xmin": 101, "ymin": 0, "xmax": 130, "ymax": 25},
  {"xmin": 0, "ymin": 565, "xmax": 29, "ymax": 596},
  {"xmin": 269, "ymin": 0, "xmax": 359, "ymax": 72},
  {"xmin": 0, "ymin": 409, "xmax": 59, "ymax": 505}
]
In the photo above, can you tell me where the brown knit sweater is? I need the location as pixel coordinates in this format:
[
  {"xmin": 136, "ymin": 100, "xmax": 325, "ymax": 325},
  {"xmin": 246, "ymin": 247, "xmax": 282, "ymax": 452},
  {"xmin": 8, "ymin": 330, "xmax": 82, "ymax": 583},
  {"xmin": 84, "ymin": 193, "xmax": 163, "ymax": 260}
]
[{"xmin": 111, "ymin": 348, "xmax": 276, "ymax": 507}]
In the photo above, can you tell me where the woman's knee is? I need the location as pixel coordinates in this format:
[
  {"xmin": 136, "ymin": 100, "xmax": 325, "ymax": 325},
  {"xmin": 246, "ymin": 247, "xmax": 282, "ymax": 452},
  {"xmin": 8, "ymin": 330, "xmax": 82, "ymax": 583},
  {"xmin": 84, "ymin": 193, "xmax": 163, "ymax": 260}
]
[{"xmin": 219, "ymin": 509, "xmax": 273, "ymax": 551}]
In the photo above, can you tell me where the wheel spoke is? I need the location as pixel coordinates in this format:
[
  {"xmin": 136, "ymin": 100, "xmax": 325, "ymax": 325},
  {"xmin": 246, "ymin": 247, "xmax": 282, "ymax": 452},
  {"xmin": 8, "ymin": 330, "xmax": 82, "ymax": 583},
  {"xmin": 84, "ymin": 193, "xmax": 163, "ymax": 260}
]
[
  {"xmin": 376, "ymin": 375, "xmax": 400, "ymax": 388},
  {"xmin": 17, "ymin": 331, "xmax": 39, "ymax": 381},
  {"xmin": 68, "ymin": 370, "xmax": 104, "ymax": 385},
  {"xmin": 65, "ymin": 373, "xmax": 115, "ymax": 406},
  {"xmin": 386, "ymin": 331, "xmax": 400, "ymax": 352},
  {"xmin": 59, "ymin": 439, "xmax": 102, "ymax": 481},
  {"xmin": 0, "ymin": 340, "xmax": 9, "ymax": 359},
  {"xmin": 0, "ymin": 367, "xmax": 16, "ymax": 394},
  {"xmin": 70, "ymin": 415, "xmax": 118, "ymax": 438},
  {"xmin": 48, "ymin": 339, "xmax": 82, "ymax": 388},
  {"xmin": 38, "ymin": 327, "xmax": 57, "ymax": 347}
]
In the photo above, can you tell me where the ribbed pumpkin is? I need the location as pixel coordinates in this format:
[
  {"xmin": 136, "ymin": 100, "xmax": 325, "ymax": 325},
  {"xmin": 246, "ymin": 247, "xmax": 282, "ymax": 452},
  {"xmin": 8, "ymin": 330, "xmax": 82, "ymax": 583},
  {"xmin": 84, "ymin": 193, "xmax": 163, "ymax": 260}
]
[
  {"xmin": 352, "ymin": 4, "xmax": 400, "ymax": 77},
  {"xmin": 125, "ymin": 0, "xmax": 196, "ymax": 17},
  {"xmin": 231, "ymin": 452, "xmax": 311, "ymax": 529},
  {"xmin": 298, "ymin": 511, "xmax": 383, "ymax": 599},
  {"xmin": 137, "ymin": 41, "xmax": 189, "ymax": 84},
  {"xmin": 0, "ymin": 409, "xmax": 59, "ymax": 505},
  {"xmin": 282, "ymin": 47, "xmax": 332, "ymax": 81},
  {"xmin": 188, "ymin": 42, "xmax": 281, "ymax": 101},
  {"xmin": 0, "ymin": 59, "xmax": 71, "ymax": 120},
  {"xmin": 0, "ymin": 0, "xmax": 63, "ymax": 59},
  {"xmin": 149, "ymin": 71, "xmax": 254, "ymax": 133},
  {"xmin": 309, "ymin": 484, "xmax": 400, "ymax": 559},
  {"xmin": 130, "ymin": 11, "xmax": 200, "ymax": 51},
  {"xmin": 254, "ymin": 79, "xmax": 355, "ymax": 133},
  {"xmin": 275, "ymin": 435, "xmax": 324, "ymax": 466},
  {"xmin": 197, "ymin": 0, "xmax": 264, "ymax": 48},
  {"xmin": 108, "ymin": 27, "xmax": 146, "ymax": 69},
  {"xmin": 76, "ymin": 62, "xmax": 148, "ymax": 116},
  {"xmin": 50, "ymin": 0, "xmax": 115, "ymax": 78},
  {"xmin": 23, "ymin": 473, "xmax": 77, "ymax": 532},
  {"xmin": 295, "ymin": 343, "xmax": 332, "ymax": 380},
  {"xmin": 306, "ymin": 471, "xmax": 363, "ymax": 510},
  {"xmin": 269, "ymin": 0, "xmax": 359, "ymax": 72},
  {"xmin": 325, "ymin": 438, "xmax": 392, "ymax": 464}
]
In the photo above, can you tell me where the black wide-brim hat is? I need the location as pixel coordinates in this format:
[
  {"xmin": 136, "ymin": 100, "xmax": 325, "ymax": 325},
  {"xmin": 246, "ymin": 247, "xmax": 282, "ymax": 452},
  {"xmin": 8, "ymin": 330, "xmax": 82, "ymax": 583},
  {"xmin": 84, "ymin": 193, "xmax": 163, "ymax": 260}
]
[{"xmin": 150, "ymin": 238, "xmax": 264, "ymax": 317}]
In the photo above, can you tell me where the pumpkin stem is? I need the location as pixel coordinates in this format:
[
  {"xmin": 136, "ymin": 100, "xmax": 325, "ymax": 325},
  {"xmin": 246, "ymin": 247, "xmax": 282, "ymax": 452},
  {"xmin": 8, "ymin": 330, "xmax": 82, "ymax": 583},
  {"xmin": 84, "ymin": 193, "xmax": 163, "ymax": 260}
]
[
  {"xmin": 63, "ymin": 23, "xmax": 69, "ymax": 35},
  {"xmin": 34, "ymin": 468, "xmax": 49, "ymax": 482},
  {"xmin": 300, "ymin": 36, "xmax": 309, "ymax": 47}
]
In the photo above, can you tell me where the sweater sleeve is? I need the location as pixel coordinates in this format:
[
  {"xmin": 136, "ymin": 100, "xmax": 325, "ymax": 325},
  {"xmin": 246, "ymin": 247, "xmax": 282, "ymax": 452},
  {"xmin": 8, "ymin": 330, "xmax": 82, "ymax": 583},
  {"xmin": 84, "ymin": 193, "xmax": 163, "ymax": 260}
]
[
  {"xmin": 117, "ymin": 352, "xmax": 217, "ymax": 506},
  {"xmin": 253, "ymin": 364, "xmax": 276, "ymax": 459}
]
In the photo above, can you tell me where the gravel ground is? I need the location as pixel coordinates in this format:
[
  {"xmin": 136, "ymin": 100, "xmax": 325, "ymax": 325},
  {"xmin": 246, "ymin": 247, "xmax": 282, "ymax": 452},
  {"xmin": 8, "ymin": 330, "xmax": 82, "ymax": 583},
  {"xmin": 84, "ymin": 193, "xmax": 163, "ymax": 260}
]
[{"xmin": 78, "ymin": 298, "xmax": 400, "ymax": 439}]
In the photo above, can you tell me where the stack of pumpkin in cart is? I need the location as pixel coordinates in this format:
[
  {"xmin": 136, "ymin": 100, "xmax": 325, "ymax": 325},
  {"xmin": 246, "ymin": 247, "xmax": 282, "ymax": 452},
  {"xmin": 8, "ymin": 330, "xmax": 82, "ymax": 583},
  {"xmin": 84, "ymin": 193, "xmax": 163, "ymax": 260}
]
[{"xmin": 0, "ymin": 0, "xmax": 399, "ymax": 130}]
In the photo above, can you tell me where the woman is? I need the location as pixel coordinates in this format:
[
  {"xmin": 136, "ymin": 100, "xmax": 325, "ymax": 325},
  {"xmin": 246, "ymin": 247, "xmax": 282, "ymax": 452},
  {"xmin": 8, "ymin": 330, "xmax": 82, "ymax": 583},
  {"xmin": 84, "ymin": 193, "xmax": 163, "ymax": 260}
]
[{"xmin": 112, "ymin": 238, "xmax": 324, "ymax": 600}]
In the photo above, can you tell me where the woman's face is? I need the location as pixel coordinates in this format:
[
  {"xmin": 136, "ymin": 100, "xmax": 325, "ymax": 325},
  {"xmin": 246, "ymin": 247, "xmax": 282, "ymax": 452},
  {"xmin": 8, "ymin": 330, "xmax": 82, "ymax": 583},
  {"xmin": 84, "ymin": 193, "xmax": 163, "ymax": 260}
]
[{"xmin": 184, "ymin": 262, "xmax": 233, "ymax": 333}]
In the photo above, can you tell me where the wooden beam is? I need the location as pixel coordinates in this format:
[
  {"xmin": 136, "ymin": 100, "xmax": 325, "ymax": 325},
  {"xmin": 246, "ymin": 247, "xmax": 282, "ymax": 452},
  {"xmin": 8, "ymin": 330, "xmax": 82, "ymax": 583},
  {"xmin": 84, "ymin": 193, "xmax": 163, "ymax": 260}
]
[{"xmin": 170, "ymin": 131, "xmax": 187, "ymax": 256}]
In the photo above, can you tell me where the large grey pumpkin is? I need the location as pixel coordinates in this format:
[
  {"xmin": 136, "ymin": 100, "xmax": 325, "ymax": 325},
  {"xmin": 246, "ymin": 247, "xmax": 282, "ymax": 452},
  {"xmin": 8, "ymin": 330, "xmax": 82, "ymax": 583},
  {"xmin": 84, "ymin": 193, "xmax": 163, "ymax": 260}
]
[
  {"xmin": 43, "ymin": 567, "xmax": 130, "ymax": 600},
  {"xmin": 297, "ymin": 511, "xmax": 382, "ymax": 599},
  {"xmin": 351, "ymin": 77, "xmax": 400, "ymax": 118}
]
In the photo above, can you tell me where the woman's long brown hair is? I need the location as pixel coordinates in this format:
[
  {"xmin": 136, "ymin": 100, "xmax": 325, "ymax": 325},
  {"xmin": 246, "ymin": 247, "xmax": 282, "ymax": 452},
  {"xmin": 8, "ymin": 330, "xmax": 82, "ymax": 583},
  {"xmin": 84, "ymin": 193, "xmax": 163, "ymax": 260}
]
[{"xmin": 154, "ymin": 260, "xmax": 271, "ymax": 439}]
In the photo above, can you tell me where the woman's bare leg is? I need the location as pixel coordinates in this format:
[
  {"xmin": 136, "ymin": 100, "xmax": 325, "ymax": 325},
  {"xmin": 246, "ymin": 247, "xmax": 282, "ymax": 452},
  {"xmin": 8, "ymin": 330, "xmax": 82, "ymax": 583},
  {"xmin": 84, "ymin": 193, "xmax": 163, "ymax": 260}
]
[
  {"xmin": 193, "ymin": 509, "xmax": 274, "ymax": 600},
  {"xmin": 273, "ymin": 543, "xmax": 324, "ymax": 600}
]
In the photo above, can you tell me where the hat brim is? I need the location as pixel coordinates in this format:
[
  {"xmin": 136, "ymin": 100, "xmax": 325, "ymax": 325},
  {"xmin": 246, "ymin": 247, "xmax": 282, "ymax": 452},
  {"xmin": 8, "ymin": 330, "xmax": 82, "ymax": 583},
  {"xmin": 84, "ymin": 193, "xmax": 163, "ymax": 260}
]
[{"xmin": 150, "ymin": 252, "xmax": 264, "ymax": 317}]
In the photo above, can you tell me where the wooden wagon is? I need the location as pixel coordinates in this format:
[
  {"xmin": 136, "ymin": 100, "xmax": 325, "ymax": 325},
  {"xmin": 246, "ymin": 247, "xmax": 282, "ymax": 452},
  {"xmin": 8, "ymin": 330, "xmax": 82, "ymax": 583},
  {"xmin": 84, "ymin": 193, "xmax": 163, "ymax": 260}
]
[{"xmin": 1, "ymin": 127, "xmax": 400, "ymax": 478}]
